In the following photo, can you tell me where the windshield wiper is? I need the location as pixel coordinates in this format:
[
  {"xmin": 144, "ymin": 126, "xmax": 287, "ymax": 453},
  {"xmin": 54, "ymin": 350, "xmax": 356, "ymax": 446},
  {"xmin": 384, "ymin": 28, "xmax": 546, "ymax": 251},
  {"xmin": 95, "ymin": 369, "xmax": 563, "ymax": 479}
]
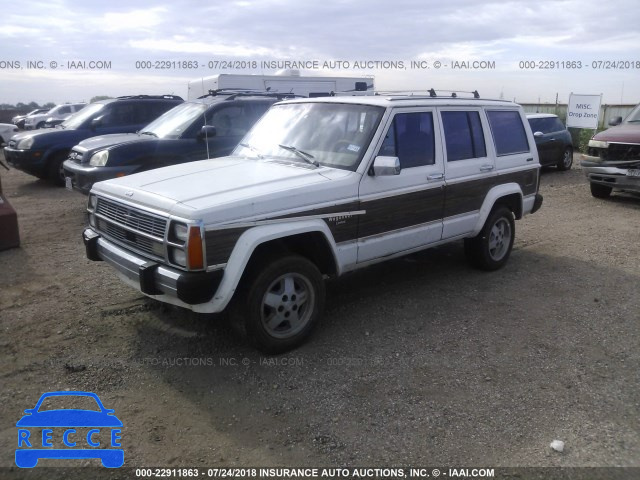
[
  {"xmin": 278, "ymin": 144, "xmax": 319, "ymax": 167},
  {"xmin": 239, "ymin": 142, "xmax": 264, "ymax": 159},
  {"xmin": 140, "ymin": 131, "xmax": 157, "ymax": 137}
]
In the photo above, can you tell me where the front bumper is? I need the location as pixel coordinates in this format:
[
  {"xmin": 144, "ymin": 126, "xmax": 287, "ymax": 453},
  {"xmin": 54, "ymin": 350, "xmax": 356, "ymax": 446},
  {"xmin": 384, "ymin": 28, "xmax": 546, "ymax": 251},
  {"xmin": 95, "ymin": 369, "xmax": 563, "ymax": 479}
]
[
  {"xmin": 83, "ymin": 228, "xmax": 223, "ymax": 306},
  {"xmin": 581, "ymin": 156, "xmax": 640, "ymax": 193},
  {"xmin": 3, "ymin": 147, "xmax": 46, "ymax": 175},
  {"xmin": 63, "ymin": 160, "xmax": 137, "ymax": 195}
]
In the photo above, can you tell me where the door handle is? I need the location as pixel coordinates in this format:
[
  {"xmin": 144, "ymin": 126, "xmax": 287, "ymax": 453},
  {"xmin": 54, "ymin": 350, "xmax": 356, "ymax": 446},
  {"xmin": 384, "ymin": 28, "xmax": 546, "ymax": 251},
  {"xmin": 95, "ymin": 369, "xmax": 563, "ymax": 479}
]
[
  {"xmin": 480, "ymin": 165, "xmax": 494, "ymax": 172},
  {"xmin": 526, "ymin": 157, "xmax": 534, "ymax": 162},
  {"xmin": 427, "ymin": 173, "xmax": 444, "ymax": 181}
]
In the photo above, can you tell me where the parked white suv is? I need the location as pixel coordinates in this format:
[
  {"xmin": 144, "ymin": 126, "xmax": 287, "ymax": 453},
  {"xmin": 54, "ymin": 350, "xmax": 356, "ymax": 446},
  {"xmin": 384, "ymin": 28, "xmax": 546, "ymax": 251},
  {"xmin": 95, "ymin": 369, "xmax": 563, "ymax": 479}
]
[
  {"xmin": 83, "ymin": 92, "xmax": 543, "ymax": 352},
  {"xmin": 24, "ymin": 103, "xmax": 86, "ymax": 130}
]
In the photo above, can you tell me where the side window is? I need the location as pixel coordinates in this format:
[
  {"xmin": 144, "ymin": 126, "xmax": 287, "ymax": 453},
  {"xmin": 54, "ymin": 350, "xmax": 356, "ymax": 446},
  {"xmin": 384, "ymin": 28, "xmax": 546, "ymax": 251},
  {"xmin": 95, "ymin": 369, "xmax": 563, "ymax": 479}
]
[
  {"xmin": 528, "ymin": 118, "xmax": 543, "ymax": 133},
  {"xmin": 209, "ymin": 106, "xmax": 245, "ymax": 137},
  {"xmin": 441, "ymin": 111, "xmax": 486, "ymax": 161},
  {"xmin": 379, "ymin": 112, "xmax": 435, "ymax": 168},
  {"xmin": 100, "ymin": 104, "xmax": 135, "ymax": 127},
  {"xmin": 58, "ymin": 106, "xmax": 71, "ymax": 115},
  {"xmin": 551, "ymin": 117, "xmax": 565, "ymax": 132},
  {"xmin": 487, "ymin": 110, "xmax": 530, "ymax": 156}
]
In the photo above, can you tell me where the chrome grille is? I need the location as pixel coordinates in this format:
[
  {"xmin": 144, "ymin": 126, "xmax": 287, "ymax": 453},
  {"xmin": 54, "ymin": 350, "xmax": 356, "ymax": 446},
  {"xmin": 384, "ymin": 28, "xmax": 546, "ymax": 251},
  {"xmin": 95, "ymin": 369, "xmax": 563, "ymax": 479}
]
[
  {"xmin": 96, "ymin": 198, "xmax": 167, "ymax": 238},
  {"xmin": 69, "ymin": 150, "xmax": 84, "ymax": 163},
  {"xmin": 98, "ymin": 219, "xmax": 162, "ymax": 258}
]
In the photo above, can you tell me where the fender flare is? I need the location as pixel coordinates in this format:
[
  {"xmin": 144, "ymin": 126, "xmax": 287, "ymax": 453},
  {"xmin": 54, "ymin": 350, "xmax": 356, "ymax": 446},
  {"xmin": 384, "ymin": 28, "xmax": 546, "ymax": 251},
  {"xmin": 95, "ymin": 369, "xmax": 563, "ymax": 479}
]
[
  {"xmin": 470, "ymin": 183, "xmax": 523, "ymax": 236},
  {"xmin": 198, "ymin": 219, "xmax": 339, "ymax": 313}
]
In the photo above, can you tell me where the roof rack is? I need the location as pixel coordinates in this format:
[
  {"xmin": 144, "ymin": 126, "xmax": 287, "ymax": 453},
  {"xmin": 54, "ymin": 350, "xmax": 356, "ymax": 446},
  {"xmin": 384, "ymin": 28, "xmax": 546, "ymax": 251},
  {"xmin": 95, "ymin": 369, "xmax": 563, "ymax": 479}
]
[
  {"xmin": 116, "ymin": 94, "xmax": 183, "ymax": 100},
  {"xmin": 197, "ymin": 89, "xmax": 303, "ymax": 100},
  {"xmin": 367, "ymin": 89, "xmax": 481, "ymax": 99}
]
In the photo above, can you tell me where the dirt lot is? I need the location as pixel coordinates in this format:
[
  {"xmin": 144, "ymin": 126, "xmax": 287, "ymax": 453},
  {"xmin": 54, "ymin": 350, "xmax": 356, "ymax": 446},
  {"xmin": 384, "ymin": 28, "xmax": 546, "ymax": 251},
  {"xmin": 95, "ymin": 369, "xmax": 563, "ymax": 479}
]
[{"xmin": 1, "ymin": 151, "xmax": 639, "ymax": 478}]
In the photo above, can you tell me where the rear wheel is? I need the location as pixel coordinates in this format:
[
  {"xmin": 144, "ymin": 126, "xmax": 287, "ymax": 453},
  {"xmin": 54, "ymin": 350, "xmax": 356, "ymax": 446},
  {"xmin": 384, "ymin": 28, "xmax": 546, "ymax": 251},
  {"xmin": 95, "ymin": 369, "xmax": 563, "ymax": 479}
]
[
  {"xmin": 36, "ymin": 122, "xmax": 45, "ymax": 129},
  {"xmin": 465, "ymin": 206, "xmax": 515, "ymax": 271},
  {"xmin": 557, "ymin": 146, "xmax": 573, "ymax": 171},
  {"xmin": 590, "ymin": 182, "xmax": 612, "ymax": 198},
  {"xmin": 240, "ymin": 255, "xmax": 324, "ymax": 354}
]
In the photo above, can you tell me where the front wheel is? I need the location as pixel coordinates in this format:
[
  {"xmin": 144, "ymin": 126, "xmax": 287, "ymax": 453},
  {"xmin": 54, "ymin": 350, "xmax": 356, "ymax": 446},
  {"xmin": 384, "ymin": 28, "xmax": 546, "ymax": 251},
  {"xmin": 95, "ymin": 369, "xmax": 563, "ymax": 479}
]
[
  {"xmin": 465, "ymin": 206, "xmax": 515, "ymax": 271},
  {"xmin": 557, "ymin": 146, "xmax": 573, "ymax": 171},
  {"xmin": 241, "ymin": 255, "xmax": 325, "ymax": 354},
  {"xmin": 47, "ymin": 152, "xmax": 69, "ymax": 186}
]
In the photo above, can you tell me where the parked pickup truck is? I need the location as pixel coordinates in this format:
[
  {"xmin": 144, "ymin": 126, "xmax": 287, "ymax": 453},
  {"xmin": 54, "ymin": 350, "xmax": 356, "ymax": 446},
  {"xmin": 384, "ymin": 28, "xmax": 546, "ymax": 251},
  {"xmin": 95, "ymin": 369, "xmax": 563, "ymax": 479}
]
[
  {"xmin": 581, "ymin": 102, "xmax": 640, "ymax": 198},
  {"xmin": 83, "ymin": 93, "xmax": 543, "ymax": 353}
]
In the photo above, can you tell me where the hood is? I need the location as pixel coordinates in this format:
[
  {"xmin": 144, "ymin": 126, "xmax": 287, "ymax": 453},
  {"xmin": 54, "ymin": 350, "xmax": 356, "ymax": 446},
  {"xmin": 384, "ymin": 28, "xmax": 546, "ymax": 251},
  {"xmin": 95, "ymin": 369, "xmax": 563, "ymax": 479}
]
[
  {"xmin": 76, "ymin": 132, "xmax": 154, "ymax": 152},
  {"xmin": 593, "ymin": 123, "xmax": 640, "ymax": 144},
  {"xmin": 92, "ymin": 156, "xmax": 359, "ymax": 223},
  {"xmin": 10, "ymin": 127, "xmax": 82, "ymax": 146}
]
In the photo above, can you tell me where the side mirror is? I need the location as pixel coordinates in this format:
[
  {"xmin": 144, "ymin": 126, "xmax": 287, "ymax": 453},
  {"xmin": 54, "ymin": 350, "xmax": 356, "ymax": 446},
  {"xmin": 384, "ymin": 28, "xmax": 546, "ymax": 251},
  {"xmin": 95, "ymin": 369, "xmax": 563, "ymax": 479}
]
[
  {"xmin": 371, "ymin": 156, "xmax": 401, "ymax": 176},
  {"xmin": 533, "ymin": 131, "xmax": 544, "ymax": 137},
  {"xmin": 197, "ymin": 125, "xmax": 217, "ymax": 140},
  {"xmin": 608, "ymin": 116, "xmax": 622, "ymax": 126},
  {"xmin": 90, "ymin": 117, "xmax": 102, "ymax": 129}
]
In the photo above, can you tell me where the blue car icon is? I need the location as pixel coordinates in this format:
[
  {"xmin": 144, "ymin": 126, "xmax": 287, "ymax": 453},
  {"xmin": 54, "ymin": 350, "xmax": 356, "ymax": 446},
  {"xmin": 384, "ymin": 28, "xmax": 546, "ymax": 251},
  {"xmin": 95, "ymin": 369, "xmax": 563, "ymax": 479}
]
[{"xmin": 16, "ymin": 391, "xmax": 123, "ymax": 468}]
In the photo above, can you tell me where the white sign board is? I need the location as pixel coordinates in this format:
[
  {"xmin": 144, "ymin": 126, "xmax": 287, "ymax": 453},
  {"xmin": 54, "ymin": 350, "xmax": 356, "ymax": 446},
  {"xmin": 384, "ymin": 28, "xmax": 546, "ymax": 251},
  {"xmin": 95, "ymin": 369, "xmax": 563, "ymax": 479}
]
[{"xmin": 566, "ymin": 93, "xmax": 601, "ymax": 129}]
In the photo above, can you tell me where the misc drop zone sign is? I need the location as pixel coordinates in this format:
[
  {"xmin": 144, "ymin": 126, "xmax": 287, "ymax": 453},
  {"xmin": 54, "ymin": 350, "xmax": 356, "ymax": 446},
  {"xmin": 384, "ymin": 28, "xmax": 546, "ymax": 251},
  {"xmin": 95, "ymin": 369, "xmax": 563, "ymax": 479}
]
[{"xmin": 566, "ymin": 93, "xmax": 602, "ymax": 129}]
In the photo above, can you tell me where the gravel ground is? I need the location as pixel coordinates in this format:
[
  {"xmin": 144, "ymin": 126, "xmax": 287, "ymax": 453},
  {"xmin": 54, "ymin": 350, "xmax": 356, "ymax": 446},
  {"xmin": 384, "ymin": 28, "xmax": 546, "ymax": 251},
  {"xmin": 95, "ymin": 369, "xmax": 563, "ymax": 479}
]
[{"xmin": 0, "ymin": 151, "xmax": 639, "ymax": 479}]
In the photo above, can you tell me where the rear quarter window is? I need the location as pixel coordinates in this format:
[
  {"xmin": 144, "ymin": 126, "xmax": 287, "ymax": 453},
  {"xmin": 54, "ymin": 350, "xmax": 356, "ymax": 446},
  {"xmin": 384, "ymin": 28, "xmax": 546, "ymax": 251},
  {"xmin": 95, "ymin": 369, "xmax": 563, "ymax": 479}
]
[{"xmin": 487, "ymin": 110, "xmax": 530, "ymax": 155}]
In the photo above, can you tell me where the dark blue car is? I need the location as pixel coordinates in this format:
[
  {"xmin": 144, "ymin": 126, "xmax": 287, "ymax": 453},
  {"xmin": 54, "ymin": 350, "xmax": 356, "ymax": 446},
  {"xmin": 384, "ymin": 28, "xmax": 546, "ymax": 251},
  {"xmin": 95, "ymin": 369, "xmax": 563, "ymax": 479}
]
[
  {"xmin": 15, "ymin": 391, "xmax": 123, "ymax": 468},
  {"xmin": 63, "ymin": 91, "xmax": 290, "ymax": 194},
  {"xmin": 4, "ymin": 95, "xmax": 183, "ymax": 185}
]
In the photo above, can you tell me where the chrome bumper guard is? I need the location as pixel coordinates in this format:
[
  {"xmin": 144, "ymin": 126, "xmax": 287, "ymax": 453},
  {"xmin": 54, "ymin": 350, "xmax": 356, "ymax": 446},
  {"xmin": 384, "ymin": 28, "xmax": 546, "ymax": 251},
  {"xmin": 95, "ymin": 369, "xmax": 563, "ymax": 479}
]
[{"xmin": 83, "ymin": 228, "xmax": 222, "ymax": 305}]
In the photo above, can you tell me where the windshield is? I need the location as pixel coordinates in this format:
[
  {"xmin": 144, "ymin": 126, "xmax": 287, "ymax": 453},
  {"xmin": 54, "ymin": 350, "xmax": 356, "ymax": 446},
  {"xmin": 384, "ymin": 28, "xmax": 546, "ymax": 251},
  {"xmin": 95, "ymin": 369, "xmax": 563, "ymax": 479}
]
[
  {"xmin": 624, "ymin": 104, "xmax": 640, "ymax": 123},
  {"xmin": 233, "ymin": 102, "xmax": 384, "ymax": 171},
  {"xmin": 60, "ymin": 103, "xmax": 105, "ymax": 129},
  {"xmin": 141, "ymin": 102, "xmax": 208, "ymax": 138}
]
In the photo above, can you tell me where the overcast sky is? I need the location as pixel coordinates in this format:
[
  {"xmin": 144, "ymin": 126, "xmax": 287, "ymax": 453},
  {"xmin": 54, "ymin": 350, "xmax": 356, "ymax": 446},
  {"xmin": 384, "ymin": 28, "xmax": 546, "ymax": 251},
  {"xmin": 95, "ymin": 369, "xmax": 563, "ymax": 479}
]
[{"xmin": 1, "ymin": 0, "xmax": 639, "ymax": 105}]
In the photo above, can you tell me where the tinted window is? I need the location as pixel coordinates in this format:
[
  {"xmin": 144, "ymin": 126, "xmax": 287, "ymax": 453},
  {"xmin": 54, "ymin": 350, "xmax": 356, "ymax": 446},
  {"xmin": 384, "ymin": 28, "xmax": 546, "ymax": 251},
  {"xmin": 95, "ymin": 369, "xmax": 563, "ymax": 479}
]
[
  {"xmin": 528, "ymin": 117, "xmax": 565, "ymax": 134},
  {"xmin": 134, "ymin": 102, "xmax": 178, "ymax": 124},
  {"xmin": 379, "ymin": 112, "xmax": 435, "ymax": 168},
  {"xmin": 58, "ymin": 106, "xmax": 71, "ymax": 115},
  {"xmin": 210, "ymin": 106, "xmax": 248, "ymax": 137},
  {"xmin": 442, "ymin": 111, "xmax": 486, "ymax": 161},
  {"xmin": 100, "ymin": 104, "xmax": 135, "ymax": 126},
  {"xmin": 551, "ymin": 117, "xmax": 565, "ymax": 131},
  {"xmin": 487, "ymin": 111, "xmax": 530, "ymax": 155}
]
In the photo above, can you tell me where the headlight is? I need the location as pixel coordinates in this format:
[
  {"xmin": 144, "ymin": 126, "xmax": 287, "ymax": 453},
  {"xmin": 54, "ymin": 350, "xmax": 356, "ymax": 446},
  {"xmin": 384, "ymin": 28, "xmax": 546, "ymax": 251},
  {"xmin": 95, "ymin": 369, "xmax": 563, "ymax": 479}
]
[
  {"xmin": 16, "ymin": 137, "xmax": 34, "ymax": 149},
  {"xmin": 172, "ymin": 223, "xmax": 188, "ymax": 243},
  {"xmin": 170, "ymin": 247, "xmax": 187, "ymax": 267},
  {"xmin": 588, "ymin": 140, "xmax": 609, "ymax": 149},
  {"xmin": 88, "ymin": 194, "xmax": 97, "ymax": 210},
  {"xmin": 89, "ymin": 150, "xmax": 109, "ymax": 166}
]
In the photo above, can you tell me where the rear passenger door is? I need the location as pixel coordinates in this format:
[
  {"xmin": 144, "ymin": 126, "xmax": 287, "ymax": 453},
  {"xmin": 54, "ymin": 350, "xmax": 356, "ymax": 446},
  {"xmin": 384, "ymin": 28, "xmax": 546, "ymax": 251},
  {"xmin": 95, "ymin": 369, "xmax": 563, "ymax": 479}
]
[
  {"xmin": 357, "ymin": 109, "xmax": 445, "ymax": 263},
  {"xmin": 439, "ymin": 108, "xmax": 494, "ymax": 239}
]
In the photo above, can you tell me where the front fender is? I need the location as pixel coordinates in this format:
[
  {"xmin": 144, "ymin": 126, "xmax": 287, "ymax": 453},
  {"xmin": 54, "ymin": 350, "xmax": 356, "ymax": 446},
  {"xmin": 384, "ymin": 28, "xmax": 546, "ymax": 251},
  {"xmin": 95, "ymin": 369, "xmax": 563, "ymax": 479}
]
[{"xmin": 197, "ymin": 220, "xmax": 338, "ymax": 313}]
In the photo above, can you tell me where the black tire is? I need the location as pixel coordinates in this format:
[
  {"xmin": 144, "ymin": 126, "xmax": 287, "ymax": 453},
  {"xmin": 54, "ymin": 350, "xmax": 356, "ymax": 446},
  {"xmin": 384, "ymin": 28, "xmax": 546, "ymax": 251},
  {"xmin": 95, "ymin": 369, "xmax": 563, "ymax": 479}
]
[
  {"xmin": 556, "ymin": 146, "xmax": 573, "ymax": 171},
  {"xmin": 465, "ymin": 206, "xmax": 515, "ymax": 271},
  {"xmin": 36, "ymin": 122, "xmax": 45, "ymax": 129},
  {"xmin": 47, "ymin": 152, "xmax": 69, "ymax": 186},
  {"xmin": 590, "ymin": 182, "xmax": 612, "ymax": 198},
  {"xmin": 240, "ymin": 255, "xmax": 325, "ymax": 354}
]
